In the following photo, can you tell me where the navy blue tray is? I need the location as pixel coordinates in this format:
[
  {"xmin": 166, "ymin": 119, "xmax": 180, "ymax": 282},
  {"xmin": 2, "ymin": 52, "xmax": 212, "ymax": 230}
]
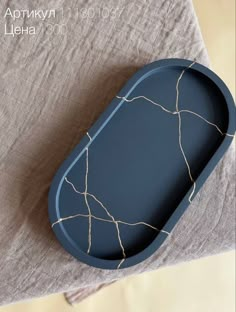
[{"xmin": 48, "ymin": 59, "xmax": 235, "ymax": 270}]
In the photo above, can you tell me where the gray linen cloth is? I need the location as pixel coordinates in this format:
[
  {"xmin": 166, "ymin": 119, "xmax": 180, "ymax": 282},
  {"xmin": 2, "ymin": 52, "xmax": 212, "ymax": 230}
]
[{"xmin": 0, "ymin": 0, "xmax": 235, "ymax": 306}]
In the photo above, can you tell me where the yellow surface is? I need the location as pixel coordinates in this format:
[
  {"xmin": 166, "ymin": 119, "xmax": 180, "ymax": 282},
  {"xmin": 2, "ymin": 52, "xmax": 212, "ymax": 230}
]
[{"xmin": 0, "ymin": 1, "xmax": 235, "ymax": 311}]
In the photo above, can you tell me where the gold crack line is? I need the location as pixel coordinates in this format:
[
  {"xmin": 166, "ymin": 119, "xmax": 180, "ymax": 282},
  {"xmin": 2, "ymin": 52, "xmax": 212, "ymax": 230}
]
[
  {"xmin": 116, "ymin": 95, "xmax": 175, "ymax": 114},
  {"xmin": 177, "ymin": 112, "xmax": 196, "ymax": 203},
  {"xmin": 175, "ymin": 61, "xmax": 196, "ymax": 112},
  {"xmin": 85, "ymin": 133, "xmax": 126, "ymax": 267},
  {"xmin": 64, "ymin": 177, "xmax": 169, "ymax": 234},
  {"xmin": 179, "ymin": 110, "xmax": 234, "ymax": 137},
  {"xmin": 176, "ymin": 61, "xmax": 196, "ymax": 203},
  {"xmin": 85, "ymin": 192, "xmax": 126, "ymax": 260},
  {"xmin": 87, "ymin": 132, "xmax": 92, "ymax": 141},
  {"xmin": 52, "ymin": 211, "xmax": 170, "ymax": 234},
  {"xmin": 84, "ymin": 146, "xmax": 92, "ymax": 254},
  {"xmin": 117, "ymin": 259, "xmax": 125, "ymax": 269},
  {"xmin": 88, "ymin": 191, "xmax": 170, "ymax": 235},
  {"xmin": 115, "ymin": 97, "xmax": 234, "ymax": 137}
]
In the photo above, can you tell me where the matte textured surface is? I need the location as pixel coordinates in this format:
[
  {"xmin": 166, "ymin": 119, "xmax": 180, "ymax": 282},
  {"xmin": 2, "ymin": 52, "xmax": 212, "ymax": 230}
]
[
  {"xmin": 49, "ymin": 59, "xmax": 235, "ymax": 269},
  {"xmin": 0, "ymin": 0, "xmax": 235, "ymax": 306}
]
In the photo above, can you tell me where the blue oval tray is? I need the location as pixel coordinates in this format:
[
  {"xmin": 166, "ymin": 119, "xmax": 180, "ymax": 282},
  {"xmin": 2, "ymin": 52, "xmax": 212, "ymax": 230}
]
[{"xmin": 48, "ymin": 59, "xmax": 235, "ymax": 270}]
